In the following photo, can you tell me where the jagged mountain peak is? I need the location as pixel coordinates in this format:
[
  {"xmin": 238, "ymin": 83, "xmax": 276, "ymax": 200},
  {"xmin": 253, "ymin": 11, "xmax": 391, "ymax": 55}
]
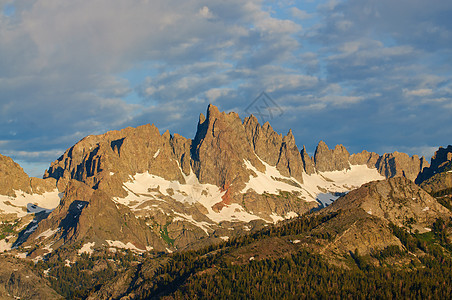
[
  {"xmin": 1, "ymin": 104, "xmax": 444, "ymax": 258},
  {"xmin": 313, "ymin": 140, "xmax": 351, "ymax": 172}
]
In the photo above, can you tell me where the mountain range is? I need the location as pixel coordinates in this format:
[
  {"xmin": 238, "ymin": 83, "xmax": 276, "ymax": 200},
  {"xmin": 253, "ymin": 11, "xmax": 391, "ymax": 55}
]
[{"xmin": 0, "ymin": 104, "xmax": 451, "ymax": 299}]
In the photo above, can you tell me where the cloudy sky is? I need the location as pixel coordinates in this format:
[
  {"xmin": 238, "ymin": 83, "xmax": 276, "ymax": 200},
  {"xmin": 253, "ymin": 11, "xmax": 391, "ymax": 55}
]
[{"xmin": 1, "ymin": 0, "xmax": 451, "ymax": 177}]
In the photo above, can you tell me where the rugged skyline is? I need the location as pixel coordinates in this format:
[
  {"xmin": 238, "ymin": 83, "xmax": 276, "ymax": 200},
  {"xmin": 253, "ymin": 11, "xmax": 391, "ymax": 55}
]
[{"xmin": 1, "ymin": 0, "xmax": 451, "ymax": 177}]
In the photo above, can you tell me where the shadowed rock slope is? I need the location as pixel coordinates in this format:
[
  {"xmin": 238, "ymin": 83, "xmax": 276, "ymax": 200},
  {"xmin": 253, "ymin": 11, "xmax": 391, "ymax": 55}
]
[
  {"xmin": 416, "ymin": 145, "xmax": 452, "ymax": 195},
  {"xmin": 0, "ymin": 256, "xmax": 62, "ymax": 299}
]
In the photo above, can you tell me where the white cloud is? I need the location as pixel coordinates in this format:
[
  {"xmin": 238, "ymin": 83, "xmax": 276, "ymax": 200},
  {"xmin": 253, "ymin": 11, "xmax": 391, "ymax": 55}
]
[
  {"xmin": 291, "ymin": 7, "xmax": 313, "ymax": 20},
  {"xmin": 403, "ymin": 88, "xmax": 434, "ymax": 97},
  {"xmin": 0, "ymin": 0, "xmax": 451, "ymax": 176},
  {"xmin": 199, "ymin": 6, "xmax": 214, "ymax": 19}
]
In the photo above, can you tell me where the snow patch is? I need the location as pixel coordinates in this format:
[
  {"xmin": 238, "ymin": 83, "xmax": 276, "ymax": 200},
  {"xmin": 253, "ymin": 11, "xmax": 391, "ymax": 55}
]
[
  {"xmin": 115, "ymin": 170, "xmax": 263, "ymax": 224},
  {"xmin": 242, "ymin": 160, "xmax": 383, "ymax": 208},
  {"xmin": 269, "ymin": 212, "xmax": 284, "ymax": 223},
  {"xmin": 15, "ymin": 252, "xmax": 27, "ymax": 259},
  {"xmin": 153, "ymin": 149, "xmax": 160, "ymax": 158},
  {"xmin": 106, "ymin": 240, "xmax": 146, "ymax": 252},
  {"xmin": 242, "ymin": 159, "xmax": 305, "ymax": 195},
  {"xmin": 0, "ymin": 239, "xmax": 12, "ymax": 252},
  {"xmin": 316, "ymin": 193, "xmax": 340, "ymax": 207},
  {"xmin": 79, "ymin": 242, "xmax": 95, "ymax": 255},
  {"xmin": 292, "ymin": 240, "xmax": 301, "ymax": 244},
  {"xmin": 172, "ymin": 212, "xmax": 212, "ymax": 235},
  {"xmin": 0, "ymin": 189, "xmax": 61, "ymax": 218},
  {"xmin": 304, "ymin": 165, "xmax": 384, "ymax": 204},
  {"xmin": 285, "ymin": 211, "xmax": 298, "ymax": 219},
  {"xmin": 166, "ymin": 248, "xmax": 173, "ymax": 253},
  {"xmin": 24, "ymin": 223, "xmax": 39, "ymax": 235},
  {"xmin": 36, "ymin": 228, "xmax": 60, "ymax": 240},
  {"xmin": 114, "ymin": 162, "xmax": 384, "ymax": 225},
  {"xmin": 423, "ymin": 207, "xmax": 430, "ymax": 211},
  {"xmin": 219, "ymin": 236, "xmax": 229, "ymax": 241}
]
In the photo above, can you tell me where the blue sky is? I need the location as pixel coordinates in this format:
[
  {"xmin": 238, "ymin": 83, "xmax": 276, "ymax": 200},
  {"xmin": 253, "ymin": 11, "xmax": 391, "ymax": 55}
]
[{"xmin": 1, "ymin": 0, "xmax": 451, "ymax": 177}]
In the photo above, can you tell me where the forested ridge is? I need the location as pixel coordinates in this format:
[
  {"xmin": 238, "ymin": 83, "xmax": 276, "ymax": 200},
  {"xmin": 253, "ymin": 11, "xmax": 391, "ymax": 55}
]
[{"xmin": 29, "ymin": 204, "xmax": 452, "ymax": 299}]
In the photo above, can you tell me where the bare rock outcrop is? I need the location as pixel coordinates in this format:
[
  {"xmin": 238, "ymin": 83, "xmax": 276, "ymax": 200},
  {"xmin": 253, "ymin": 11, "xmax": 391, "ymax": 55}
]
[
  {"xmin": 325, "ymin": 177, "xmax": 450, "ymax": 231},
  {"xmin": 275, "ymin": 130, "xmax": 304, "ymax": 183},
  {"xmin": 349, "ymin": 150, "xmax": 380, "ymax": 168},
  {"xmin": 243, "ymin": 115, "xmax": 282, "ymax": 166},
  {"xmin": 0, "ymin": 153, "xmax": 58, "ymax": 197},
  {"xmin": 375, "ymin": 152, "xmax": 429, "ymax": 182},
  {"xmin": 314, "ymin": 177, "xmax": 452, "ymax": 255},
  {"xmin": 300, "ymin": 145, "xmax": 315, "ymax": 175},
  {"xmin": 44, "ymin": 124, "xmax": 191, "ymax": 197},
  {"xmin": 0, "ymin": 154, "xmax": 33, "ymax": 196},
  {"xmin": 313, "ymin": 141, "xmax": 350, "ymax": 172},
  {"xmin": 244, "ymin": 115, "xmax": 304, "ymax": 183},
  {"xmin": 191, "ymin": 104, "xmax": 265, "ymax": 195}
]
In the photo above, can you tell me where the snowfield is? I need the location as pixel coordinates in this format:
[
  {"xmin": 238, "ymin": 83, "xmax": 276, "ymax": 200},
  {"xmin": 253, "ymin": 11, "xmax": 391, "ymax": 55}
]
[
  {"xmin": 113, "ymin": 157, "xmax": 385, "ymax": 231},
  {"xmin": 242, "ymin": 159, "xmax": 384, "ymax": 206},
  {"xmin": 0, "ymin": 189, "xmax": 62, "ymax": 218}
]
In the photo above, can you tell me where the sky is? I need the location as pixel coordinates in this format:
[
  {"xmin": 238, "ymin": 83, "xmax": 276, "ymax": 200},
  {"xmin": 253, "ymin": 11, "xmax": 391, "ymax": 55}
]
[{"xmin": 1, "ymin": 0, "xmax": 451, "ymax": 177}]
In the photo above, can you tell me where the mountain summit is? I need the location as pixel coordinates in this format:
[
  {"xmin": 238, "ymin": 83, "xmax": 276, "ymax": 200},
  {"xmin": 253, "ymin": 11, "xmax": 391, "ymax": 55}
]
[{"xmin": 0, "ymin": 104, "xmax": 433, "ymax": 257}]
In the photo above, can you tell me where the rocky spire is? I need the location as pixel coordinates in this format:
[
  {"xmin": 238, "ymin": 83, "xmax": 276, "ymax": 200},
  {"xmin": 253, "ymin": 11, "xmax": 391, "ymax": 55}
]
[
  {"xmin": 275, "ymin": 130, "xmax": 304, "ymax": 183},
  {"xmin": 190, "ymin": 104, "xmax": 266, "ymax": 193},
  {"xmin": 300, "ymin": 146, "xmax": 315, "ymax": 175},
  {"xmin": 313, "ymin": 141, "xmax": 350, "ymax": 172}
]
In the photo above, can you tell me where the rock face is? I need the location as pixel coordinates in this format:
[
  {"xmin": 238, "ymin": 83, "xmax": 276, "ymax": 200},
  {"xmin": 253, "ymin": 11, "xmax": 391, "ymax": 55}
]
[
  {"xmin": 44, "ymin": 124, "xmax": 191, "ymax": 197},
  {"xmin": 349, "ymin": 150, "xmax": 380, "ymax": 168},
  {"xmin": 375, "ymin": 152, "xmax": 429, "ymax": 182},
  {"xmin": 243, "ymin": 115, "xmax": 304, "ymax": 183},
  {"xmin": 191, "ymin": 105, "xmax": 265, "ymax": 194},
  {"xmin": 313, "ymin": 141, "xmax": 350, "ymax": 172},
  {"xmin": 305, "ymin": 142, "xmax": 429, "ymax": 181},
  {"xmin": 0, "ymin": 154, "xmax": 59, "ymax": 222}
]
